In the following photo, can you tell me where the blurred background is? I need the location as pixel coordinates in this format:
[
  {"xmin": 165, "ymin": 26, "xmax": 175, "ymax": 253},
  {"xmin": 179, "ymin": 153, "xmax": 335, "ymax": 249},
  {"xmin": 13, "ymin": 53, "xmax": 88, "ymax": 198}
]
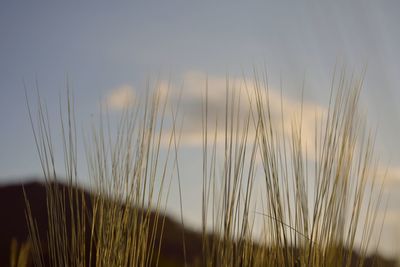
[{"xmin": 0, "ymin": 0, "xmax": 399, "ymax": 260}]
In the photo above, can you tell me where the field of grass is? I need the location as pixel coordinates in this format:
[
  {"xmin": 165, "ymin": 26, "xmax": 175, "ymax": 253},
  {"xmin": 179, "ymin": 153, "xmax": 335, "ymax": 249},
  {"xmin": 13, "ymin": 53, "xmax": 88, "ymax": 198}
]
[{"xmin": 15, "ymin": 71, "xmax": 389, "ymax": 266}]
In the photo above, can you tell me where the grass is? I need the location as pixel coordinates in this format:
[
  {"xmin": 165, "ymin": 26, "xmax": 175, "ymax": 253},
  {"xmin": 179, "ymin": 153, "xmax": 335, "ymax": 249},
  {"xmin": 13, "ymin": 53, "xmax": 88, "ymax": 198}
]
[
  {"xmin": 20, "ymin": 70, "xmax": 386, "ymax": 266},
  {"xmin": 24, "ymin": 85, "xmax": 179, "ymax": 266}
]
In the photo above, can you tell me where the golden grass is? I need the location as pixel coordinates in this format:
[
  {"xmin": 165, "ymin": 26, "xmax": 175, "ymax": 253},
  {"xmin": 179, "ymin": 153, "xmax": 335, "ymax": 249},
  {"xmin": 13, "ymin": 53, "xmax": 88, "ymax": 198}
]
[
  {"xmin": 200, "ymin": 70, "xmax": 386, "ymax": 267},
  {"xmin": 24, "ymin": 85, "xmax": 178, "ymax": 266},
  {"xmin": 10, "ymin": 239, "xmax": 31, "ymax": 267},
  {"xmin": 22, "ymin": 70, "xmax": 386, "ymax": 266}
]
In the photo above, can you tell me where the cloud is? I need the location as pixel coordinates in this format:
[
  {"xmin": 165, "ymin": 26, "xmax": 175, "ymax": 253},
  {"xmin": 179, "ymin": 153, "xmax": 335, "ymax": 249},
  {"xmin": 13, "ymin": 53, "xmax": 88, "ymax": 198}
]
[
  {"xmin": 104, "ymin": 72, "xmax": 372, "ymax": 169},
  {"xmin": 104, "ymin": 84, "xmax": 136, "ymax": 110},
  {"xmin": 160, "ymin": 71, "xmax": 326, "ymax": 161},
  {"xmin": 377, "ymin": 165, "xmax": 400, "ymax": 185}
]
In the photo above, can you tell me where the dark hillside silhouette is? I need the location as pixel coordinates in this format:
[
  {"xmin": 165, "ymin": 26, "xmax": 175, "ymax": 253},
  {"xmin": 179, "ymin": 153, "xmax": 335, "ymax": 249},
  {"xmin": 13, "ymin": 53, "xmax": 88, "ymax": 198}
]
[
  {"xmin": 0, "ymin": 180, "xmax": 396, "ymax": 267},
  {"xmin": 0, "ymin": 180, "xmax": 203, "ymax": 266}
]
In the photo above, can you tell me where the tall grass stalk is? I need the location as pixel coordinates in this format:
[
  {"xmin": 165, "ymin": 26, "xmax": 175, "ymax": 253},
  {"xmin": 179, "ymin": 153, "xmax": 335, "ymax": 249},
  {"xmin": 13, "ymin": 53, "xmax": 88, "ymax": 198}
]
[
  {"xmin": 201, "ymin": 79, "xmax": 259, "ymax": 267},
  {"xmin": 24, "ymin": 84, "xmax": 178, "ymax": 266},
  {"xmin": 201, "ymin": 71, "xmax": 385, "ymax": 267},
  {"xmin": 22, "ymin": 70, "xmax": 385, "ymax": 267}
]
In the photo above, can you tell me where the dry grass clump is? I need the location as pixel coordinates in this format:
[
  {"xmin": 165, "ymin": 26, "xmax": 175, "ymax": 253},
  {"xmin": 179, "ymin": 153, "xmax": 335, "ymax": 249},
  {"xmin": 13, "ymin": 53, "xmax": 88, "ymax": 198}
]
[
  {"xmin": 22, "ymin": 70, "xmax": 386, "ymax": 267},
  {"xmin": 201, "ymin": 71, "xmax": 385, "ymax": 267},
  {"xmin": 201, "ymin": 82, "xmax": 259, "ymax": 267},
  {"xmin": 24, "ymin": 86, "xmax": 178, "ymax": 266}
]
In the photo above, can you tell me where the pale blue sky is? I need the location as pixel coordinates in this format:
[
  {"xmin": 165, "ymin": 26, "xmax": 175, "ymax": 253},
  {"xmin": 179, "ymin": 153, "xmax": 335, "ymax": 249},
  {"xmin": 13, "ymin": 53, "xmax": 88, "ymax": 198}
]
[{"xmin": 1, "ymin": 0, "xmax": 400, "ymax": 256}]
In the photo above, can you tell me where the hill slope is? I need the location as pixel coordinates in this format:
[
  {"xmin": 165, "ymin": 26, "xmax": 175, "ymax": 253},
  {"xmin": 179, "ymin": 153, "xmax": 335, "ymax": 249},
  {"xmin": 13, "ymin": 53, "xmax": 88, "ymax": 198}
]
[{"xmin": 0, "ymin": 180, "xmax": 396, "ymax": 267}]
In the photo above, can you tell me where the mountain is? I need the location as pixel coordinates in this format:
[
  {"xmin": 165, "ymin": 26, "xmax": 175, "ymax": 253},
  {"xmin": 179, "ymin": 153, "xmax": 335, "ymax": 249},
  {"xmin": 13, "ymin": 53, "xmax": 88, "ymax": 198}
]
[
  {"xmin": 0, "ymin": 180, "xmax": 203, "ymax": 267},
  {"xmin": 0, "ymin": 180, "xmax": 396, "ymax": 267}
]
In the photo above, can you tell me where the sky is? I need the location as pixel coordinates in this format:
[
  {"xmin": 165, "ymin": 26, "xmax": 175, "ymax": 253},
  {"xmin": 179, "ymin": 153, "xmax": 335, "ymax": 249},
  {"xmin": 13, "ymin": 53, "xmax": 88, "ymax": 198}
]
[{"xmin": 1, "ymin": 0, "xmax": 400, "ymax": 257}]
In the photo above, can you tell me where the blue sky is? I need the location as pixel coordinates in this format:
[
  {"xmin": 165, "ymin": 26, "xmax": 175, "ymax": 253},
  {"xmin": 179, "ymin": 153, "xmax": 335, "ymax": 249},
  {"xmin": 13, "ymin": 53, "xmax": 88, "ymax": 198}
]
[{"xmin": 1, "ymin": 0, "xmax": 400, "ymax": 257}]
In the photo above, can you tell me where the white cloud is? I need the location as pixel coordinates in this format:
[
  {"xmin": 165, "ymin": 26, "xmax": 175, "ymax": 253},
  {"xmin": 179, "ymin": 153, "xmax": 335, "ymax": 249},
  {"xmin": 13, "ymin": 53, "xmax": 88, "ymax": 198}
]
[
  {"xmin": 104, "ymin": 84, "xmax": 136, "ymax": 110},
  {"xmin": 377, "ymin": 165, "xmax": 400, "ymax": 185},
  {"xmin": 160, "ymin": 71, "xmax": 326, "ymax": 161}
]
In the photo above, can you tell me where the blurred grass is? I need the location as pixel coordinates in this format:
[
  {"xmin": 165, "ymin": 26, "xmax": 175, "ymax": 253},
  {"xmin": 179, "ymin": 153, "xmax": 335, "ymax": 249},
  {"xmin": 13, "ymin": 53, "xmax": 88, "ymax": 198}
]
[{"xmin": 21, "ymin": 70, "xmax": 387, "ymax": 266}]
